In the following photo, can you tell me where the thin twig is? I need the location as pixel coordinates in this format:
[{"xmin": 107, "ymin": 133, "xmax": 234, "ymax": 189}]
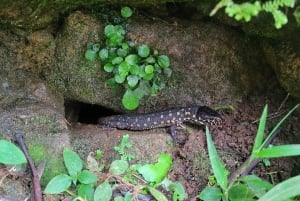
[
  {"xmin": 15, "ymin": 131, "xmax": 43, "ymax": 201},
  {"xmin": 277, "ymin": 93, "xmax": 290, "ymax": 112}
]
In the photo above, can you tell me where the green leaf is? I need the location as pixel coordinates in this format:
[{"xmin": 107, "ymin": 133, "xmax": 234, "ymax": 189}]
[
  {"xmin": 146, "ymin": 56, "xmax": 156, "ymax": 64},
  {"xmin": 122, "ymin": 89, "xmax": 139, "ymax": 110},
  {"xmin": 0, "ymin": 140, "xmax": 27, "ymax": 165},
  {"xmin": 145, "ymin": 65, "xmax": 154, "ymax": 74},
  {"xmin": 143, "ymin": 73, "xmax": 154, "ymax": 81},
  {"xmin": 133, "ymin": 86, "xmax": 146, "ymax": 99},
  {"xmin": 118, "ymin": 61, "xmax": 130, "ymax": 76},
  {"xmin": 147, "ymin": 186, "xmax": 168, "ymax": 201},
  {"xmin": 121, "ymin": 7, "xmax": 133, "ymax": 18},
  {"xmin": 169, "ymin": 182, "xmax": 186, "ymax": 201},
  {"xmin": 239, "ymin": 175, "xmax": 273, "ymax": 198},
  {"xmin": 125, "ymin": 54, "xmax": 139, "ymax": 65},
  {"xmin": 117, "ymin": 48, "xmax": 128, "ymax": 57},
  {"xmin": 85, "ymin": 49, "xmax": 97, "ymax": 61},
  {"xmin": 205, "ymin": 126, "xmax": 228, "ymax": 191},
  {"xmin": 137, "ymin": 153, "xmax": 172, "ymax": 183},
  {"xmin": 258, "ymin": 175, "xmax": 300, "ymax": 201},
  {"xmin": 104, "ymin": 63, "xmax": 114, "ymax": 73},
  {"xmin": 228, "ymin": 184, "xmax": 255, "ymax": 201},
  {"xmin": 104, "ymin": 25, "xmax": 115, "ymax": 38},
  {"xmin": 78, "ymin": 184, "xmax": 94, "ymax": 201},
  {"xmin": 78, "ymin": 170, "xmax": 98, "ymax": 184},
  {"xmin": 157, "ymin": 55, "xmax": 170, "ymax": 68},
  {"xmin": 99, "ymin": 49, "xmax": 109, "ymax": 61},
  {"xmin": 108, "ymin": 35, "xmax": 124, "ymax": 47},
  {"xmin": 114, "ymin": 74, "xmax": 126, "ymax": 84},
  {"xmin": 112, "ymin": 56, "xmax": 124, "ymax": 65},
  {"xmin": 129, "ymin": 64, "xmax": 140, "ymax": 75},
  {"xmin": 199, "ymin": 186, "xmax": 223, "ymax": 201},
  {"xmin": 127, "ymin": 75, "xmax": 139, "ymax": 88},
  {"xmin": 109, "ymin": 160, "xmax": 129, "ymax": 175},
  {"xmin": 92, "ymin": 44, "xmax": 100, "ymax": 52},
  {"xmin": 251, "ymin": 105, "xmax": 268, "ymax": 157},
  {"xmin": 63, "ymin": 148, "xmax": 83, "ymax": 177},
  {"xmin": 94, "ymin": 181, "xmax": 112, "ymax": 201},
  {"xmin": 122, "ymin": 42, "xmax": 130, "ymax": 50},
  {"xmin": 255, "ymin": 144, "xmax": 300, "ymax": 158},
  {"xmin": 273, "ymin": 10, "xmax": 288, "ymax": 29},
  {"xmin": 137, "ymin": 44, "xmax": 150, "ymax": 58},
  {"xmin": 44, "ymin": 174, "xmax": 72, "ymax": 194}
]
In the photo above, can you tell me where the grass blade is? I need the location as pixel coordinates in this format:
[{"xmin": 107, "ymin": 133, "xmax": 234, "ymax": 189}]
[
  {"xmin": 255, "ymin": 144, "xmax": 300, "ymax": 158},
  {"xmin": 205, "ymin": 126, "xmax": 228, "ymax": 191},
  {"xmin": 260, "ymin": 103, "xmax": 299, "ymax": 149},
  {"xmin": 251, "ymin": 105, "xmax": 268, "ymax": 156},
  {"xmin": 258, "ymin": 175, "xmax": 300, "ymax": 201}
]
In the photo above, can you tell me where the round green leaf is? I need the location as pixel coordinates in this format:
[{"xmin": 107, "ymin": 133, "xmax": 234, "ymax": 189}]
[
  {"xmin": 118, "ymin": 61, "xmax": 130, "ymax": 76},
  {"xmin": 146, "ymin": 56, "xmax": 156, "ymax": 64},
  {"xmin": 108, "ymin": 34, "xmax": 124, "ymax": 47},
  {"xmin": 78, "ymin": 170, "xmax": 98, "ymax": 184},
  {"xmin": 114, "ymin": 74, "xmax": 126, "ymax": 83},
  {"xmin": 127, "ymin": 75, "xmax": 139, "ymax": 88},
  {"xmin": 115, "ymin": 25, "xmax": 125, "ymax": 36},
  {"xmin": 153, "ymin": 49, "xmax": 159, "ymax": 56},
  {"xmin": 145, "ymin": 65, "xmax": 154, "ymax": 74},
  {"xmin": 78, "ymin": 184, "xmax": 94, "ymax": 201},
  {"xmin": 122, "ymin": 89, "xmax": 139, "ymax": 110},
  {"xmin": 117, "ymin": 48, "xmax": 128, "ymax": 57},
  {"xmin": 94, "ymin": 181, "xmax": 112, "ymax": 201},
  {"xmin": 0, "ymin": 140, "xmax": 27, "ymax": 165},
  {"xmin": 112, "ymin": 56, "xmax": 123, "ymax": 65},
  {"xmin": 129, "ymin": 64, "xmax": 140, "ymax": 75},
  {"xmin": 63, "ymin": 148, "xmax": 83, "ymax": 177},
  {"xmin": 125, "ymin": 54, "xmax": 139, "ymax": 65},
  {"xmin": 157, "ymin": 55, "xmax": 170, "ymax": 68},
  {"xmin": 44, "ymin": 174, "xmax": 72, "ymax": 194},
  {"xmin": 92, "ymin": 44, "xmax": 100, "ymax": 52},
  {"xmin": 104, "ymin": 25, "xmax": 115, "ymax": 38},
  {"xmin": 143, "ymin": 73, "xmax": 154, "ymax": 81},
  {"xmin": 85, "ymin": 49, "xmax": 97, "ymax": 61},
  {"xmin": 104, "ymin": 63, "xmax": 114, "ymax": 73},
  {"xmin": 137, "ymin": 44, "xmax": 150, "ymax": 58},
  {"xmin": 199, "ymin": 186, "xmax": 223, "ymax": 201},
  {"xmin": 99, "ymin": 49, "xmax": 108, "ymax": 61},
  {"xmin": 122, "ymin": 42, "xmax": 130, "ymax": 50},
  {"xmin": 121, "ymin": 7, "xmax": 133, "ymax": 18},
  {"xmin": 109, "ymin": 160, "xmax": 129, "ymax": 175}
]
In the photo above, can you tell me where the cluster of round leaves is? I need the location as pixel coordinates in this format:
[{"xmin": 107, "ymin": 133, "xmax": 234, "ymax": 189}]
[{"xmin": 85, "ymin": 7, "xmax": 172, "ymax": 110}]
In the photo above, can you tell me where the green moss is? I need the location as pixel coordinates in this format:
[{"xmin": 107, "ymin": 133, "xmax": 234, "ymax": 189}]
[{"xmin": 40, "ymin": 157, "xmax": 66, "ymax": 187}]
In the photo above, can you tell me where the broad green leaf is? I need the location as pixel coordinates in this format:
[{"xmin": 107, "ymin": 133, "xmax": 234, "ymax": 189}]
[
  {"xmin": 85, "ymin": 49, "xmax": 97, "ymax": 61},
  {"xmin": 258, "ymin": 175, "xmax": 300, "ymax": 201},
  {"xmin": 78, "ymin": 170, "xmax": 98, "ymax": 184},
  {"xmin": 146, "ymin": 56, "xmax": 156, "ymax": 64},
  {"xmin": 145, "ymin": 65, "xmax": 154, "ymax": 74},
  {"xmin": 240, "ymin": 175, "xmax": 273, "ymax": 198},
  {"xmin": 133, "ymin": 86, "xmax": 146, "ymax": 99},
  {"xmin": 104, "ymin": 63, "xmax": 114, "ymax": 73},
  {"xmin": 127, "ymin": 75, "xmax": 139, "ymax": 88},
  {"xmin": 109, "ymin": 160, "xmax": 129, "ymax": 175},
  {"xmin": 94, "ymin": 181, "xmax": 112, "ymax": 201},
  {"xmin": 108, "ymin": 35, "xmax": 124, "ymax": 47},
  {"xmin": 137, "ymin": 153, "xmax": 172, "ymax": 183},
  {"xmin": 228, "ymin": 184, "xmax": 255, "ymax": 201},
  {"xmin": 78, "ymin": 184, "xmax": 94, "ymax": 201},
  {"xmin": 199, "ymin": 186, "xmax": 222, "ymax": 201},
  {"xmin": 99, "ymin": 48, "xmax": 108, "ymax": 61},
  {"xmin": 118, "ymin": 61, "xmax": 130, "ymax": 76},
  {"xmin": 122, "ymin": 89, "xmax": 139, "ymax": 110},
  {"xmin": 115, "ymin": 25, "xmax": 125, "ymax": 36},
  {"xmin": 206, "ymin": 126, "xmax": 228, "ymax": 191},
  {"xmin": 251, "ymin": 105, "xmax": 268, "ymax": 156},
  {"xmin": 129, "ymin": 64, "xmax": 140, "ymax": 75},
  {"xmin": 122, "ymin": 42, "xmax": 130, "ymax": 50},
  {"xmin": 125, "ymin": 54, "xmax": 139, "ymax": 65},
  {"xmin": 255, "ymin": 144, "xmax": 300, "ymax": 158},
  {"xmin": 63, "ymin": 148, "xmax": 83, "ymax": 177},
  {"xmin": 112, "ymin": 56, "xmax": 123, "ymax": 65},
  {"xmin": 157, "ymin": 55, "xmax": 170, "ymax": 68},
  {"xmin": 143, "ymin": 73, "xmax": 154, "ymax": 81},
  {"xmin": 114, "ymin": 74, "xmax": 126, "ymax": 84},
  {"xmin": 121, "ymin": 7, "xmax": 133, "ymax": 18},
  {"xmin": 104, "ymin": 25, "xmax": 115, "ymax": 38},
  {"xmin": 147, "ymin": 186, "xmax": 168, "ymax": 201},
  {"xmin": 137, "ymin": 44, "xmax": 150, "ymax": 58},
  {"xmin": 44, "ymin": 174, "xmax": 72, "ymax": 194},
  {"xmin": 0, "ymin": 140, "xmax": 27, "ymax": 165},
  {"xmin": 117, "ymin": 48, "xmax": 128, "ymax": 57}
]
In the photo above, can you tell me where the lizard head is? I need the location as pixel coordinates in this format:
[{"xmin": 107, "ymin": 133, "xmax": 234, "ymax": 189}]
[{"xmin": 194, "ymin": 106, "xmax": 224, "ymax": 125}]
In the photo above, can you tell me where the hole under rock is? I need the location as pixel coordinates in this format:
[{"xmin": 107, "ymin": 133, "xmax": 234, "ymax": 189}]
[{"xmin": 64, "ymin": 100, "xmax": 118, "ymax": 124}]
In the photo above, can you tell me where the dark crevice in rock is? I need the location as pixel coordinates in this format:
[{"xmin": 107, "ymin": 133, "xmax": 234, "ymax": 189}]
[{"xmin": 64, "ymin": 100, "xmax": 118, "ymax": 124}]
